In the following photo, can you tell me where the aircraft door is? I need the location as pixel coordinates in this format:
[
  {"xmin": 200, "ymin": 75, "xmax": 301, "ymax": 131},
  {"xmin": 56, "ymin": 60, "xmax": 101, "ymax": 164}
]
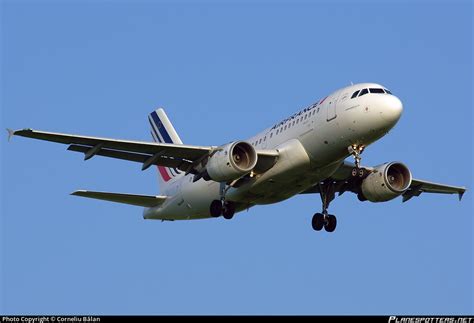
[
  {"xmin": 262, "ymin": 131, "xmax": 270, "ymax": 149},
  {"xmin": 326, "ymin": 93, "xmax": 340, "ymax": 122}
]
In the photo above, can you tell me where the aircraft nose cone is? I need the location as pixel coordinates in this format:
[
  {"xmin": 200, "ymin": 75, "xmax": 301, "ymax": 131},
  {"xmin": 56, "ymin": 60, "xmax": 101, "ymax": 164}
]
[{"xmin": 380, "ymin": 95, "xmax": 403, "ymax": 125}]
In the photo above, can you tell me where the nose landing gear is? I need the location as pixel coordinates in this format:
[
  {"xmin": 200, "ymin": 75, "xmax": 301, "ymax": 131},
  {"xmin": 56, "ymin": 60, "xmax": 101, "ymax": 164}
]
[{"xmin": 348, "ymin": 144, "xmax": 369, "ymax": 178}]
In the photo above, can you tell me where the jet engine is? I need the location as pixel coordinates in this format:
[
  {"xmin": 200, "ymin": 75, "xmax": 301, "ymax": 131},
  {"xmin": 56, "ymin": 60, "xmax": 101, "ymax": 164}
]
[
  {"xmin": 206, "ymin": 141, "xmax": 257, "ymax": 182},
  {"xmin": 360, "ymin": 162, "xmax": 412, "ymax": 202}
]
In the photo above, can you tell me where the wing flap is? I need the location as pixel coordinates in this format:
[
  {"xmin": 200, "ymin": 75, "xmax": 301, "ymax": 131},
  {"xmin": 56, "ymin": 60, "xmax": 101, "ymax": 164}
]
[
  {"xmin": 71, "ymin": 190, "xmax": 167, "ymax": 207},
  {"xmin": 67, "ymin": 144, "xmax": 191, "ymax": 170}
]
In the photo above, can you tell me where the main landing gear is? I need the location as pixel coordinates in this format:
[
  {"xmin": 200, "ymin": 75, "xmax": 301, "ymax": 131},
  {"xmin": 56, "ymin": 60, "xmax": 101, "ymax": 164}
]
[
  {"xmin": 210, "ymin": 183, "xmax": 236, "ymax": 220},
  {"xmin": 311, "ymin": 145, "xmax": 371, "ymax": 232},
  {"xmin": 210, "ymin": 200, "xmax": 236, "ymax": 219},
  {"xmin": 312, "ymin": 180, "xmax": 337, "ymax": 232}
]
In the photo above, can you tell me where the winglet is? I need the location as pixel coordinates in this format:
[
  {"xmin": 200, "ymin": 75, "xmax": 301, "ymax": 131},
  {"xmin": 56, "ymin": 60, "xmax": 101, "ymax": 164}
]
[
  {"xmin": 6, "ymin": 128, "xmax": 15, "ymax": 142},
  {"xmin": 459, "ymin": 190, "xmax": 465, "ymax": 201}
]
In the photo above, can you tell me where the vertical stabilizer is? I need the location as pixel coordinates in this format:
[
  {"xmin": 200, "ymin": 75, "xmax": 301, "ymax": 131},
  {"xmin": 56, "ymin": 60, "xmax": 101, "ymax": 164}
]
[{"xmin": 148, "ymin": 108, "xmax": 184, "ymax": 190}]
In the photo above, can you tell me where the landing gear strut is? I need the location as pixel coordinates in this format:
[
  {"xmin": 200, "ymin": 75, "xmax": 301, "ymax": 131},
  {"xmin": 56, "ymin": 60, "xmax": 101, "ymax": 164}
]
[
  {"xmin": 312, "ymin": 180, "xmax": 337, "ymax": 233},
  {"xmin": 209, "ymin": 182, "xmax": 236, "ymax": 219},
  {"xmin": 348, "ymin": 144, "xmax": 368, "ymax": 178}
]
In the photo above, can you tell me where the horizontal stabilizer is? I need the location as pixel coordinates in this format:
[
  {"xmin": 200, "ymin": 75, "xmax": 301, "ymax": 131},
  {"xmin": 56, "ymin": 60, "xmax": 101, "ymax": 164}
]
[{"xmin": 71, "ymin": 190, "xmax": 167, "ymax": 207}]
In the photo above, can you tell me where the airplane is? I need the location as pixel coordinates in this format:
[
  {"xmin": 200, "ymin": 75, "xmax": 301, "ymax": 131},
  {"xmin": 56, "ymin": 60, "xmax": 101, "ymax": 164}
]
[{"xmin": 8, "ymin": 83, "xmax": 466, "ymax": 232}]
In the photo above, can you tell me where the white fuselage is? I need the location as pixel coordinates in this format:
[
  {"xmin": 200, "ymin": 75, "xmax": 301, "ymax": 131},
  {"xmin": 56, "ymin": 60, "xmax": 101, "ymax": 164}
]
[{"xmin": 143, "ymin": 83, "xmax": 403, "ymax": 220}]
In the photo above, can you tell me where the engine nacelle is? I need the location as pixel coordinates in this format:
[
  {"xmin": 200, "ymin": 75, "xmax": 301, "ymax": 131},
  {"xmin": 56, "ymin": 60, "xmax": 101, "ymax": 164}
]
[
  {"xmin": 360, "ymin": 162, "xmax": 412, "ymax": 202},
  {"xmin": 206, "ymin": 141, "xmax": 257, "ymax": 182}
]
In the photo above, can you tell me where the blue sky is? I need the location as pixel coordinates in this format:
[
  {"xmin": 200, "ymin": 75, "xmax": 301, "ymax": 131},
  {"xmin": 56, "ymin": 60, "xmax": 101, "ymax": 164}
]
[{"xmin": 1, "ymin": 0, "xmax": 472, "ymax": 315}]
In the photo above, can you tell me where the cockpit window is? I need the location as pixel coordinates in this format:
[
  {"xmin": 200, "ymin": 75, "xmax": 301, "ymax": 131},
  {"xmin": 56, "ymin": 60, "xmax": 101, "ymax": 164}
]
[
  {"xmin": 351, "ymin": 90, "xmax": 360, "ymax": 99},
  {"xmin": 384, "ymin": 89, "xmax": 392, "ymax": 94},
  {"xmin": 359, "ymin": 88, "xmax": 369, "ymax": 97},
  {"xmin": 369, "ymin": 88, "xmax": 385, "ymax": 94}
]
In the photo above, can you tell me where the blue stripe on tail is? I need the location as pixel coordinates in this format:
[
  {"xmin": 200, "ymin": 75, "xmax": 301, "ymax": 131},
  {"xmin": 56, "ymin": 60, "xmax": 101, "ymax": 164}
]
[
  {"xmin": 148, "ymin": 111, "xmax": 180, "ymax": 181},
  {"xmin": 150, "ymin": 111, "xmax": 173, "ymax": 144},
  {"xmin": 148, "ymin": 119, "xmax": 161, "ymax": 143}
]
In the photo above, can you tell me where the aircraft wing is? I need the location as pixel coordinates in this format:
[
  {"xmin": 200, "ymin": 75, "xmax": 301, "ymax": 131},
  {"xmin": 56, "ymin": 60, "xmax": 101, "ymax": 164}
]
[
  {"xmin": 301, "ymin": 161, "xmax": 466, "ymax": 202},
  {"xmin": 10, "ymin": 128, "xmax": 278, "ymax": 174},
  {"xmin": 402, "ymin": 179, "xmax": 466, "ymax": 202}
]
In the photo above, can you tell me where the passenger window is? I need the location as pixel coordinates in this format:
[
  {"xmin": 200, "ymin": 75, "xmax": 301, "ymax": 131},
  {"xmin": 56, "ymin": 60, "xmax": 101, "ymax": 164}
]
[
  {"xmin": 351, "ymin": 90, "xmax": 360, "ymax": 98},
  {"xmin": 259, "ymin": 138, "xmax": 262, "ymax": 144},
  {"xmin": 264, "ymin": 136, "xmax": 266, "ymax": 141},
  {"xmin": 292, "ymin": 121, "xmax": 295, "ymax": 126},
  {"xmin": 304, "ymin": 114, "xmax": 307, "ymax": 120},
  {"xmin": 270, "ymin": 133, "xmax": 273, "ymax": 138},
  {"xmin": 284, "ymin": 125, "xmax": 287, "ymax": 130},
  {"xmin": 369, "ymin": 88, "xmax": 385, "ymax": 94},
  {"xmin": 359, "ymin": 88, "xmax": 369, "ymax": 96}
]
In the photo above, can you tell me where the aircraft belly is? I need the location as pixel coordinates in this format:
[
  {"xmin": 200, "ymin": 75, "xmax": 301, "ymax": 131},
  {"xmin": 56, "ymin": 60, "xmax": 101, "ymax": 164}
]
[
  {"xmin": 226, "ymin": 140, "xmax": 344, "ymax": 205},
  {"xmin": 180, "ymin": 178, "xmax": 220, "ymax": 218},
  {"xmin": 249, "ymin": 160, "xmax": 343, "ymax": 204}
]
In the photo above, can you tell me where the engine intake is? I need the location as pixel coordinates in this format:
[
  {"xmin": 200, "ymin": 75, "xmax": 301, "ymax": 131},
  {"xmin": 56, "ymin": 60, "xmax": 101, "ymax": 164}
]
[
  {"xmin": 206, "ymin": 141, "xmax": 257, "ymax": 182},
  {"xmin": 360, "ymin": 162, "xmax": 412, "ymax": 202}
]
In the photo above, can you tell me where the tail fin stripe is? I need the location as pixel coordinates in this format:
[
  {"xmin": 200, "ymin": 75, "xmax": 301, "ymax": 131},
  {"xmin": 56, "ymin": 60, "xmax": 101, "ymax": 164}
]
[
  {"xmin": 149, "ymin": 123, "xmax": 175, "ymax": 180},
  {"xmin": 148, "ymin": 118, "xmax": 160, "ymax": 142},
  {"xmin": 168, "ymin": 167, "xmax": 176, "ymax": 176},
  {"xmin": 148, "ymin": 108, "xmax": 184, "ymax": 188},
  {"xmin": 157, "ymin": 166, "xmax": 172, "ymax": 182},
  {"xmin": 150, "ymin": 112, "xmax": 173, "ymax": 144},
  {"xmin": 150, "ymin": 123, "xmax": 163, "ymax": 144},
  {"xmin": 149, "ymin": 117, "xmax": 165, "ymax": 144},
  {"xmin": 150, "ymin": 130, "xmax": 159, "ymax": 143}
]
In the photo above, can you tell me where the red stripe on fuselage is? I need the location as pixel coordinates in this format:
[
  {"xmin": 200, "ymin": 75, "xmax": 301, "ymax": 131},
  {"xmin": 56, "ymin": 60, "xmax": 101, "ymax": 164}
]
[{"xmin": 157, "ymin": 166, "xmax": 172, "ymax": 182}]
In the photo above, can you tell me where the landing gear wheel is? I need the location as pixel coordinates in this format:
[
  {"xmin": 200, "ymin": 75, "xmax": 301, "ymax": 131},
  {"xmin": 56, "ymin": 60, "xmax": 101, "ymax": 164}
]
[
  {"xmin": 358, "ymin": 168, "xmax": 367, "ymax": 178},
  {"xmin": 312, "ymin": 213, "xmax": 325, "ymax": 231},
  {"xmin": 351, "ymin": 167, "xmax": 368, "ymax": 179},
  {"xmin": 311, "ymin": 180, "xmax": 337, "ymax": 233},
  {"xmin": 210, "ymin": 200, "xmax": 223, "ymax": 217},
  {"xmin": 324, "ymin": 214, "xmax": 337, "ymax": 232},
  {"xmin": 351, "ymin": 167, "xmax": 358, "ymax": 177},
  {"xmin": 222, "ymin": 201, "xmax": 236, "ymax": 220}
]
